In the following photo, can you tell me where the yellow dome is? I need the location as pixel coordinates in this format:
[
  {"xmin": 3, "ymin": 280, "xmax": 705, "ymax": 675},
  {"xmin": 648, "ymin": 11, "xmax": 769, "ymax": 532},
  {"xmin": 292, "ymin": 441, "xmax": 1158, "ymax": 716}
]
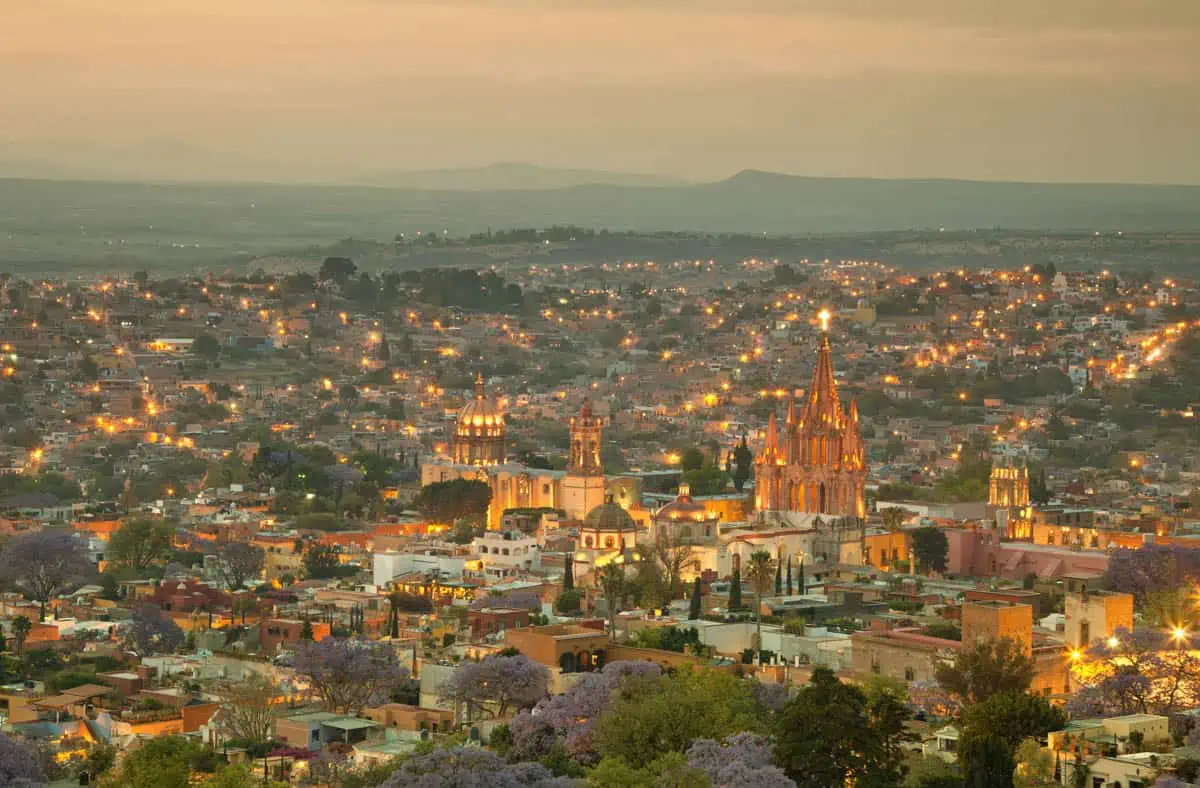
[{"xmin": 457, "ymin": 398, "xmax": 504, "ymax": 435}]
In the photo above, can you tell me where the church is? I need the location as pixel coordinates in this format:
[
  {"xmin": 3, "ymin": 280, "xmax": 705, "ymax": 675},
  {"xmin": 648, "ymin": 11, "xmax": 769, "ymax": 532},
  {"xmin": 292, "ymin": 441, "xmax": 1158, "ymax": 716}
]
[
  {"xmin": 421, "ymin": 376, "xmax": 610, "ymax": 530},
  {"xmin": 754, "ymin": 312, "xmax": 867, "ymax": 522}
]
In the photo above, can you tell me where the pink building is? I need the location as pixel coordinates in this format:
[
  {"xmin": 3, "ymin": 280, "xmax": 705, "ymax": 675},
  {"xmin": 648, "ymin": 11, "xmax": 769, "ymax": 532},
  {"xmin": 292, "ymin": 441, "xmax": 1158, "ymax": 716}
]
[{"xmin": 945, "ymin": 528, "xmax": 1110, "ymax": 580}]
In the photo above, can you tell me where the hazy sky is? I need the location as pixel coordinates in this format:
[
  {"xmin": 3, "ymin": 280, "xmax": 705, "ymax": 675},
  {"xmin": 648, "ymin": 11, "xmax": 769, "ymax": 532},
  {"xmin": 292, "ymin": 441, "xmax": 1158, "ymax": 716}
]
[{"xmin": 3, "ymin": 0, "xmax": 1199, "ymax": 184}]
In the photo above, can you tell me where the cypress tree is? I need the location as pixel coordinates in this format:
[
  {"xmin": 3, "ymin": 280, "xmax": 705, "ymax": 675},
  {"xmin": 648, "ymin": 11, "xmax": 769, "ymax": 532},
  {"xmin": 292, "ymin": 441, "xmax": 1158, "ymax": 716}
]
[
  {"xmin": 688, "ymin": 577, "xmax": 703, "ymax": 620},
  {"xmin": 729, "ymin": 567, "xmax": 743, "ymax": 610},
  {"xmin": 798, "ymin": 560, "xmax": 805, "ymax": 597},
  {"xmin": 786, "ymin": 556, "xmax": 793, "ymax": 596},
  {"xmin": 775, "ymin": 562, "xmax": 782, "ymax": 595},
  {"xmin": 563, "ymin": 556, "xmax": 574, "ymax": 591}
]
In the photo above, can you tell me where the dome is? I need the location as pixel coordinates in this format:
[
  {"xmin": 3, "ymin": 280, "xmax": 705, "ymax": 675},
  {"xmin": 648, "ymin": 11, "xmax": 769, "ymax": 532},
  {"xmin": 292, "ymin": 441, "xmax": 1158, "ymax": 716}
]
[
  {"xmin": 584, "ymin": 500, "xmax": 636, "ymax": 533},
  {"xmin": 655, "ymin": 484, "xmax": 712, "ymax": 523},
  {"xmin": 456, "ymin": 372, "xmax": 505, "ymax": 437},
  {"xmin": 456, "ymin": 398, "xmax": 504, "ymax": 435}
]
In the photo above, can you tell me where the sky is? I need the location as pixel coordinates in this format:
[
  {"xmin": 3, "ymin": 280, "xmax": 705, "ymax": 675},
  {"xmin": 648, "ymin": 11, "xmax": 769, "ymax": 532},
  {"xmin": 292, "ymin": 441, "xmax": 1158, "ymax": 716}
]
[{"xmin": 3, "ymin": 0, "xmax": 1199, "ymax": 184}]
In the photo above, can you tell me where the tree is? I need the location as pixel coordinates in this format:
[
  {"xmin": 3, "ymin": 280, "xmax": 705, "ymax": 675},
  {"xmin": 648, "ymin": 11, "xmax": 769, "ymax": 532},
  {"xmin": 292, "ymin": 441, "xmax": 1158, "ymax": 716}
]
[
  {"xmin": 563, "ymin": 556, "xmax": 574, "ymax": 591},
  {"xmin": 688, "ymin": 577, "xmax": 702, "ymax": 620},
  {"xmin": 683, "ymin": 464, "xmax": 729, "ymax": 496},
  {"xmin": 746, "ymin": 550, "xmax": 777, "ymax": 650},
  {"xmin": 300, "ymin": 620, "xmax": 314, "ymax": 640},
  {"xmin": 786, "ymin": 556, "xmax": 793, "ymax": 596},
  {"xmin": 1068, "ymin": 626, "xmax": 1200, "ymax": 716},
  {"xmin": 686, "ymin": 732, "xmax": 796, "ymax": 788},
  {"xmin": 11, "ymin": 615, "xmax": 32, "ymax": 655},
  {"xmin": 94, "ymin": 735, "xmax": 213, "ymax": 788},
  {"xmin": 294, "ymin": 638, "xmax": 410, "ymax": 714},
  {"xmin": 680, "ymin": 447, "xmax": 705, "ymax": 472},
  {"xmin": 213, "ymin": 542, "xmax": 265, "ymax": 590},
  {"xmin": 797, "ymin": 559, "xmax": 805, "ymax": 597},
  {"xmin": 338, "ymin": 383, "xmax": 359, "ymax": 405},
  {"xmin": 129, "ymin": 604, "xmax": 185, "ymax": 655},
  {"xmin": 303, "ymin": 543, "xmax": 345, "ymax": 579},
  {"xmin": 729, "ymin": 565, "xmax": 743, "ymax": 610},
  {"xmin": 959, "ymin": 734, "xmax": 1015, "ymax": 788},
  {"xmin": 594, "ymin": 668, "xmax": 764, "ymax": 769},
  {"xmin": 1013, "ymin": 738, "xmax": 1055, "ymax": 788},
  {"xmin": 881, "ymin": 507, "xmax": 908, "ymax": 530},
  {"xmin": 597, "ymin": 563, "xmax": 625, "ymax": 640},
  {"xmin": 0, "ymin": 730, "xmax": 44, "ymax": 787},
  {"xmin": 912, "ymin": 527, "xmax": 949, "ymax": 574},
  {"xmin": 774, "ymin": 666, "xmax": 910, "ymax": 788},
  {"xmin": 731, "ymin": 437, "xmax": 754, "ymax": 493},
  {"xmin": 216, "ymin": 672, "xmax": 280, "ymax": 745},
  {"xmin": 378, "ymin": 747, "xmax": 566, "ymax": 788},
  {"xmin": 1103, "ymin": 545, "xmax": 1200, "ymax": 606},
  {"xmin": 193, "ymin": 333, "xmax": 221, "ymax": 361},
  {"xmin": 775, "ymin": 561, "xmax": 783, "ymax": 595},
  {"xmin": 318, "ymin": 256, "xmax": 357, "ymax": 286},
  {"xmin": 648, "ymin": 530, "xmax": 695, "ymax": 601},
  {"xmin": 438, "ymin": 652, "xmax": 550, "ymax": 719},
  {"xmin": 108, "ymin": 517, "xmax": 174, "ymax": 571},
  {"xmin": 935, "ymin": 637, "xmax": 1034, "ymax": 707},
  {"xmin": 412, "ymin": 478, "xmax": 492, "ymax": 523},
  {"xmin": 510, "ymin": 660, "xmax": 662, "ymax": 765},
  {"xmin": 555, "ymin": 589, "xmax": 583, "ymax": 615},
  {"xmin": 958, "ymin": 692, "xmax": 1066, "ymax": 787},
  {"xmin": 1, "ymin": 529, "xmax": 92, "ymax": 620}
]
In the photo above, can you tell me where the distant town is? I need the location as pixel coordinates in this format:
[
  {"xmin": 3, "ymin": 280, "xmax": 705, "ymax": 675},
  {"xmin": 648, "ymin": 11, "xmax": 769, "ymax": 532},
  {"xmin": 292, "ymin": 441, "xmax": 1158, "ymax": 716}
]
[{"xmin": 1, "ymin": 247, "xmax": 1199, "ymax": 787}]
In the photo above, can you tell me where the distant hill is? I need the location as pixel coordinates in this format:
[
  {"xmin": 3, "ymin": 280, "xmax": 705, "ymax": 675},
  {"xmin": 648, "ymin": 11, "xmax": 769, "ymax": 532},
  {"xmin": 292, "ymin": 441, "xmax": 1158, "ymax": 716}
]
[
  {"xmin": 2, "ymin": 171, "xmax": 1200, "ymax": 269},
  {"xmin": 363, "ymin": 162, "xmax": 685, "ymax": 190}
]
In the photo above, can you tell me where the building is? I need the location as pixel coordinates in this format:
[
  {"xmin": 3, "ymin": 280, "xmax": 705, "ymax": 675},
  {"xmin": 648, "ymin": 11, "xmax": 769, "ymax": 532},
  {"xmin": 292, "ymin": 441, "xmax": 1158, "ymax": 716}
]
[
  {"xmin": 1063, "ymin": 574, "xmax": 1134, "ymax": 650},
  {"xmin": 649, "ymin": 482, "xmax": 720, "ymax": 547},
  {"xmin": 990, "ymin": 459, "xmax": 1032, "ymax": 539},
  {"xmin": 577, "ymin": 498, "xmax": 643, "ymax": 555},
  {"xmin": 470, "ymin": 530, "xmax": 541, "ymax": 577},
  {"xmin": 450, "ymin": 373, "xmax": 506, "ymax": 466},
  {"xmin": 561, "ymin": 399, "xmax": 606, "ymax": 521},
  {"xmin": 755, "ymin": 315, "xmax": 866, "ymax": 520}
]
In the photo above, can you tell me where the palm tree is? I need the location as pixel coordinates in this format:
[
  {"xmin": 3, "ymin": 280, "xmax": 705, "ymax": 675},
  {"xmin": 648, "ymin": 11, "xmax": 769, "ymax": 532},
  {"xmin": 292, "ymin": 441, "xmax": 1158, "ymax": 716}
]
[
  {"xmin": 12, "ymin": 615, "xmax": 32, "ymax": 655},
  {"xmin": 597, "ymin": 563, "xmax": 626, "ymax": 641},
  {"xmin": 745, "ymin": 551, "xmax": 777, "ymax": 655}
]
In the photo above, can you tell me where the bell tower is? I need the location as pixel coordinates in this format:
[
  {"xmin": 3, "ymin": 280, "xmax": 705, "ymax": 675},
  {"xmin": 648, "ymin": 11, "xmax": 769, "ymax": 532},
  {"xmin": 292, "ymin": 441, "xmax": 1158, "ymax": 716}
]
[{"xmin": 563, "ymin": 398, "xmax": 607, "ymax": 521}]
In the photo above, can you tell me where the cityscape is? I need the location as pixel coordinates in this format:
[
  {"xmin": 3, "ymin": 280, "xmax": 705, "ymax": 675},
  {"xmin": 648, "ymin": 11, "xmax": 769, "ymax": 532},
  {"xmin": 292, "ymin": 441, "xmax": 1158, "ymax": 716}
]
[{"xmin": 3, "ymin": 3, "xmax": 1200, "ymax": 788}]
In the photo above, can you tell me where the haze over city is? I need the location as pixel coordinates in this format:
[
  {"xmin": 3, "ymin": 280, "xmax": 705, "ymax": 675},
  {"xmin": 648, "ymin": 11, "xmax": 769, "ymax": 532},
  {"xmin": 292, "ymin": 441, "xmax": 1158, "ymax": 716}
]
[{"xmin": 4, "ymin": 0, "xmax": 1200, "ymax": 184}]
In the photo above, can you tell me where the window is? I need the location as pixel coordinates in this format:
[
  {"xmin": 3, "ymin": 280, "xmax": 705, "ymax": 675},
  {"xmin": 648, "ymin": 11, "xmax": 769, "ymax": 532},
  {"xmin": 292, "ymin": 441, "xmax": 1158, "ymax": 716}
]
[
  {"xmin": 543, "ymin": 484, "xmax": 550, "ymax": 495},
  {"xmin": 904, "ymin": 667, "xmax": 915, "ymax": 681},
  {"xmin": 1079, "ymin": 621, "xmax": 1090, "ymax": 647}
]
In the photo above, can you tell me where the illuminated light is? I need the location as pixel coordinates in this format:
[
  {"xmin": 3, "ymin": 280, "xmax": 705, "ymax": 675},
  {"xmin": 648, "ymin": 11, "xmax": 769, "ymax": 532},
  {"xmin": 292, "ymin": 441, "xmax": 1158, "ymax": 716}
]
[
  {"xmin": 817, "ymin": 309, "xmax": 831, "ymax": 332},
  {"xmin": 1070, "ymin": 650, "xmax": 1082, "ymax": 662},
  {"xmin": 1174, "ymin": 627, "xmax": 1188, "ymax": 642},
  {"xmin": 1107, "ymin": 636, "xmax": 1119, "ymax": 649}
]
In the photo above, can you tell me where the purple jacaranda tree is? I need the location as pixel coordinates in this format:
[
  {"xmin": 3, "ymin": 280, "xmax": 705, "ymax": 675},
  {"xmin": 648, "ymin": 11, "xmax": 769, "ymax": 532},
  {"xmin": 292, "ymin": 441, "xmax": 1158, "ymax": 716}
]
[
  {"xmin": 214, "ymin": 541, "xmax": 265, "ymax": 590},
  {"xmin": 439, "ymin": 653, "xmax": 550, "ymax": 720},
  {"xmin": 294, "ymin": 637, "xmax": 410, "ymax": 714},
  {"xmin": 751, "ymin": 680, "xmax": 792, "ymax": 713},
  {"xmin": 1103, "ymin": 545, "xmax": 1200, "ymax": 605},
  {"xmin": 1071, "ymin": 627, "xmax": 1200, "ymax": 716},
  {"xmin": 0, "ymin": 528, "xmax": 92, "ymax": 620},
  {"xmin": 128, "ymin": 603, "xmax": 185, "ymax": 656},
  {"xmin": 509, "ymin": 660, "xmax": 663, "ymax": 765},
  {"xmin": 0, "ymin": 731, "xmax": 46, "ymax": 787},
  {"xmin": 377, "ymin": 747, "xmax": 577, "ymax": 788},
  {"xmin": 687, "ymin": 733, "xmax": 797, "ymax": 788}
]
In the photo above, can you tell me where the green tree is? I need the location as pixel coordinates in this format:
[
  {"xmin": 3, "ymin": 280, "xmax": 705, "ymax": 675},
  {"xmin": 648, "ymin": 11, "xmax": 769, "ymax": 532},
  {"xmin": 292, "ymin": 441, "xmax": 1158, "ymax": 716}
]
[
  {"xmin": 774, "ymin": 666, "xmax": 910, "ymax": 788},
  {"xmin": 682, "ymin": 465, "xmax": 728, "ymax": 496},
  {"xmin": 935, "ymin": 637, "xmax": 1035, "ymax": 706},
  {"xmin": 555, "ymin": 589, "xmax": 583, "ymax": 615},
  {"xmin": 597, "ymin": 563, "xmax": 625, "ymax": 641},
  {"xmin": 959, "ymin": 691, "xmax": 1066, "ymax": 756},
  {"xmin": 688, "ymin": 577, "xmax": 703, "ymax": 620},
  {"xmin": 412, "ymin": 479, "xmax": 492, "ymax": 523},
  {"xmin": 729, "ymin": 566, "xmax": 743, "ymax": 610},
  {"xmin": 594, "ymin": 668, "xmax": 763, "ymax": 769},
  {"xmin": 108, "ymin": 517, "xmax": 174, "ymax": 571},
  {"xmin": 680, "ymin": 447, "xmax": 705, "ymax": 472},
  {"xmin": 12, "ymin": 616, "xmax": 32, "ymax": 655},
  {"xmin": 911, "ymin": 526, "xmax": 949, "ymax": 575},
  {"xmin": 193, "ymin": 333, "xmax": 221, "ymax": 361},
  {"xmin": 731, "ymin": 437, "xmax": 754, "ymax": 493},
  {"xmin": 300, "ymin": 620, "xmax": 314, "ymax": 640},
  {"xmin": 1013, "ymin": 738, "xmax": 1055, "ymax": 788},
  {"xmin": 959, "ymin": 734, "xmax": 1014, "ymax": 788}
]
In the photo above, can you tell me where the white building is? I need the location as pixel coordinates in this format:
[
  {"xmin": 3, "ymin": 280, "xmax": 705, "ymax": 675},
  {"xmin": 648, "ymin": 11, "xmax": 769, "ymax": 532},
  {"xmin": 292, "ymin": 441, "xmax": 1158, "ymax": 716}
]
[
  {"xmin": 373, "ymin": 551, "xmax": 466, "ymax": 588},
  {"xmin": 470, "ymin": 531, "xmax": 541, "ymax": 577}
]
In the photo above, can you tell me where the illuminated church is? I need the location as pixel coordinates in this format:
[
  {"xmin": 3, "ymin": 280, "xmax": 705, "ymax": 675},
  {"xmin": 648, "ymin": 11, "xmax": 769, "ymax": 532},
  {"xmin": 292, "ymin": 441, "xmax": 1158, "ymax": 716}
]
[
  {"xmin": 754, "ymin": 312, "xmax": 867, "ymax": 522},
  {"xmin": 422, "ymin": 381, "xmax": 618, "ymax": 530}
]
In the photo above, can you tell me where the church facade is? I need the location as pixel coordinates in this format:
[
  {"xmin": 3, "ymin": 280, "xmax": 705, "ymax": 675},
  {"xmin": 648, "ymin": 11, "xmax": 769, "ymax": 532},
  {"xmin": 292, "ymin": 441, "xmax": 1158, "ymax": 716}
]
[
  {"xmin": 754, "ymin": 322, "xmax": 867, "ymax": 522},
  {"xmin": 422, "ymin": 389, "xmax": 616, "ymax": 530}
]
